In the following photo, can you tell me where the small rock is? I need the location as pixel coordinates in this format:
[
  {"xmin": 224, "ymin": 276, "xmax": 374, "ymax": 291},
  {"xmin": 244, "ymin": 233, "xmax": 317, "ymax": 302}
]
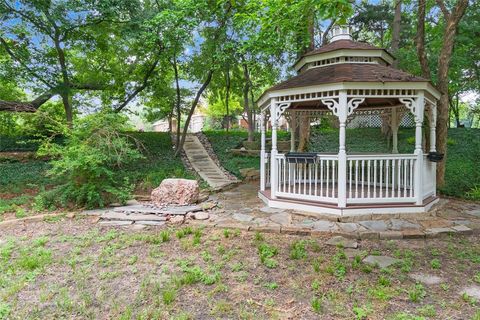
[
  {"xmin": 363, "ymin": 255, "xmax": 399, "ymax": 268},
  {"xmin": 390, "ymin": 219, "xmax": 420, "ymax": 230},
  {"xmin": 326, "ymin": 236, "xmax": 358, "ymax": 249},
  {"xmin": 466, "ymin": 209, "xmax": 480, "ymax": 218},
  {"xmin": 135, "ymin": 221, "xmax": 166, "ymax": 226},
  {"xmin": 269, "ymin": 212, "xmax": 291, "ymax": 225},
  {"xmin": 201, "ymin": 202, "xmax": 217, "ymax": 211},
  {"xmin": 161, "ymin": 205, "xmax": 202, "ymax": 215},
  {"xmin": 359, "ymin": 220, "xmax": 388, "ymax": 232},
  {"xmin": 312, "ymin": 220, "xmax": 337, "ymax": 231},
  {"xmin": 460, "ymin": 285, "xmax": 480, "ymax": 301},
  {"xmin": 66, "ymin": 212, "xmax": 75, "ymax": 219},
  {"xmin": 232, "ymin": 213, "xmax": 254, "ymax": 222},
  {"xmin": 410, "ymin": 273, "xmax": 444, "ymax": 285},
  {"xmin": 131, "ymin": 224, "xmax": 147, "ymax": 230},
  {"xmin": 169, "ymin": 215, "xmax": 185, "ymax": 224},
  {"xmin": 451, "ymin": 225, "xmax": 472, "ymax": 233},
  {"xmin": 194, "ymin": 212, "xmax": 210, "ymax": 220},
  {"xmin": 99, "ymin": 220, "xmax": 133, "ymax": 226},
  {"xmin": 344, "ymin": 248, "xmax": 360, "ymax": 259},
  {"xmin": 260, "ymin": 206, "xmax": 285, "ymax": 214},
  {"xmin": 197, "ymin": 192, "xmax": 209, "ymax": 203},
  {"xmin": 425, "ymin": 227, "xmax": 454, "ymax": 237},
  {"xmin": 453, "ymin": 220, "xmax": 471, "ymax": 226},
  {"xmin": 101, "ymin": 212, "xmax": 167, "ymax": 221},
  {"xmin": 338, "ymin": 222, "xmax": 359, "ymax": 233}
]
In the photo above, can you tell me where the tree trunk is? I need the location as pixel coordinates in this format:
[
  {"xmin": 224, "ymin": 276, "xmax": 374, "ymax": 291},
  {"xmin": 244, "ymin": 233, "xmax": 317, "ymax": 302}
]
[
  {"xmin": 172, "ymin": 55, "xmax": 182, "ymax": 150},
  {"xmin": 307, "ymin": 13, "xmax": 315, "ymax": 51},
  {"xmin": 433, "ymin": 0, "xmax": 469, "ymax": 187},
  {"xmin": 297, "ymin": 114, "xmax": 311, "ymax": 152},
  {"xmin": 175, "ymin": 70, "xmax": 214, "ymax": 157},
  {"xmin": 249, "ymin": 85, "xmax": 256, "ymax": 131},
  {"xmin": 322, "ymin": 20, "xmax": 335, "ymax": 45},
  {"xmin": 61, "ymin": 93, "xmax": 73, "ymax": 126},
  {"xmin": 416, "ymin": 0, "xmax": 432, "ymax": 79},
  {"xmin": 391, "ymin": 0, "xmax": 402, "ymax": 68},
  {"xmin": 225, "ymin": 65, "xmax": 231, "ymax": 132},
  {"xmin": 243, "ymin": 63, "xmax": 254, "ymax": 142}
]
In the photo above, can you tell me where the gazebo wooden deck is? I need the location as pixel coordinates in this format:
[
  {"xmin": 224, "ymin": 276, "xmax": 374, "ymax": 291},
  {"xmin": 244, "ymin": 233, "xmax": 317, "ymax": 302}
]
[{"xmin": 257, "ymin": 26, "xmax": 441, "ymax": 216}]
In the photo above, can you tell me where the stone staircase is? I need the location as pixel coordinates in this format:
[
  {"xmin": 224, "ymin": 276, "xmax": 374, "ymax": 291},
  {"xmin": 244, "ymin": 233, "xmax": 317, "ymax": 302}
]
[{"xmin": 183, "ymin": 134, "xmax": 237, "ymax": 190}]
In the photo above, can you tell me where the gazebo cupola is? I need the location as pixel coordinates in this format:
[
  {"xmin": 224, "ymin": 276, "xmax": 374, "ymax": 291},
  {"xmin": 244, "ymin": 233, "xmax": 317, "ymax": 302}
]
[
  {"xmin": 257, "ymin": 25, "xmax": 442, "ymax": 216},
  {"xmin": 293, "ymin": 25, "xmax": 394, "ymax": 74}
]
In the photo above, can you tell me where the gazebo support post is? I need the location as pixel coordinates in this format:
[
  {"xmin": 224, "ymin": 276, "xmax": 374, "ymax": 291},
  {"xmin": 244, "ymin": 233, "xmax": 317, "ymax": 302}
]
[
  {"xmin": 414, "ymin": 93, "xmax": 425, "ymax": 205},
  {"xmin": 429, "ymin": 102, "xmax": 437, "ymax": 196},
  {"xmin": 270, "ymin": 98, "xmax": 278, "ymax": 199},
  {"xmin": 260, "ymin": 111, "xmax": 266, "ymax": 191},
  {"xmin": 337, "ymin": 91, "xmax": 348, "ymax": 208}
]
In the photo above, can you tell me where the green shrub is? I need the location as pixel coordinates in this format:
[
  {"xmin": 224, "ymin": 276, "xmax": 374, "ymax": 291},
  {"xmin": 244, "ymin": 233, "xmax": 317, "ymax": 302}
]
[{"xmin": 35, "ymin": 111, "xmax": 143, "ymax": 209}]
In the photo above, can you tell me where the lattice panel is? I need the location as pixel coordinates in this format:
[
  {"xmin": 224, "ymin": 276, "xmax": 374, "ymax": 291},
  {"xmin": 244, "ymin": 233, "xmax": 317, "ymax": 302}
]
[{"xmin": 347, "ymin": 108, "xmax": 415, "ymax": 129}]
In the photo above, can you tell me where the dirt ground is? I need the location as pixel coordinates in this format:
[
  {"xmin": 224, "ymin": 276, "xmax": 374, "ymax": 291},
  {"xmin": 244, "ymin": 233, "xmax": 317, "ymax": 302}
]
[{"xmin": 0, "ymin": 216, "xmax": 479, "ymax": 320}]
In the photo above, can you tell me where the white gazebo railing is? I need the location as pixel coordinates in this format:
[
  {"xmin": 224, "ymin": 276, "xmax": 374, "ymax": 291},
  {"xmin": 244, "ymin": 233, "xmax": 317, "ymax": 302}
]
[
  {"xmin": 346, "ymin": 154, "xmax": 416, "ymax": 204},
  {"xmin": 274, "ymin": 153, "xmax": 339, "ymax": 203},
  {"xmin": 264, "ymin": 152, "xmax": 436, "ymax": 206}
]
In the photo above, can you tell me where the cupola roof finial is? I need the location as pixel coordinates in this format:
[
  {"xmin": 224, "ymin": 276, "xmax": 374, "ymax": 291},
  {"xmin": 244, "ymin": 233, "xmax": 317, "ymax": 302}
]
[{"xmin": 330, "ymin": 25, "xmax": 352, "ymax": 42}]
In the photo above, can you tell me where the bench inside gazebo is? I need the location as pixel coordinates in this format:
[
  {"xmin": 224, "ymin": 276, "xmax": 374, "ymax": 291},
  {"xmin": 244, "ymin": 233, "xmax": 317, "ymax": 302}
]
[{"xmin": 257, "ymin": 26, "xmax": 442, "ymax": 216}]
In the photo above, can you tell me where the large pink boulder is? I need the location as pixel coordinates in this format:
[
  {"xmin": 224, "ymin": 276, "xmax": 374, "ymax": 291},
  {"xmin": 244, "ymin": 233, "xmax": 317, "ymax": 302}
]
[{"xmin": 151, "ymin": 179, "xmax": 199, "ymax": 206}]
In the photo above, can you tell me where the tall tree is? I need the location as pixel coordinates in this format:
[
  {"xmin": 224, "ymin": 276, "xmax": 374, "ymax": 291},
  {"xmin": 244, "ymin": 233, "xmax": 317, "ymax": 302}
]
[
  {"xmin": 0, "ymin": 0, "xmax": 166, "ymax": 123},
  {"xmin": 415, "ymin": 0, "xmax": 469, "ymax": 187},
  {"xmin": 391, "ymin": 0, "xmax": 402, "ymax": 68}
]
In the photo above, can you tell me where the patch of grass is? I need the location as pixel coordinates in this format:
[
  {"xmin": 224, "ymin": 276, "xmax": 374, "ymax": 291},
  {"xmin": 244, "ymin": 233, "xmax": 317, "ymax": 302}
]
[
  {"xmin": 17, "ymin": 247, "xmax": 53, "ymax": 271},
  {"xmin": 311, "ymin": 297, "xmax": 322, "ymax": 313},
  {"xmin": 326, "ymin": 250, "xmax": 348, "ymax": 280},
  {"xmin": 289, "ymin": 240, "xmax": 307, "ymax": 260},
  {"xmin": 378, "ymin": 275, "xmax": 391, "ymax": 287},
  {"xmin": 257, "ymin": 243, "xmax": 278, "ymax": 269},
  {"xmin": 312, "ymin": 257, "xmax": 322, "ymax": 273},
  {"xmin": 352, "ymin": 304, "xmax": 372, "ymax": 320},
  {"xmin": 254, "ymin": 232, "xmax": 264, "ymax": 242},
  {"xmin": 430, "ymin": 258, "xmax": 441, "ymax": 269},
  {"xmin": 311, "ymin": 279, "xmax": 321, "ymax": 291},
  {"xmin": 0, "ymin": 302, "xmax": 10, "ymax": 320},
  {"xmin": 408, "ymin": 284, "xmax": 426, "ymax": 303},
  {"xmin": 162, "ymin": 287, "xmax": 177, "ymax": 305},
  {"xmin": 264, "ymin": 282, "xmax": 278, "ymax": 290},
  {"xmin": 417, "ymin": 304, "xmax": 436, "ymax": 318}
]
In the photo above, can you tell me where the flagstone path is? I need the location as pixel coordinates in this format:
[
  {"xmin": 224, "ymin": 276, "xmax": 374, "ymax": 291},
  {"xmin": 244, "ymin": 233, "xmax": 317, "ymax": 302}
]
[
  {"xmin": 183, "ymin": 134, "xmax": 238, "ymax": 190},
  {"xmin": 193, "ymin": 182, "xmax": 480, "ymax": 240}
]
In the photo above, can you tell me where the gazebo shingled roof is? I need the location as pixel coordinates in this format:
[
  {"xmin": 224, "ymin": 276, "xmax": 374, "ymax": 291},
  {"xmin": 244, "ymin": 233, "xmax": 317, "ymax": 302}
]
[
  {"xmin": 301, "ymin": 39, "xmax": 394, "ymax": 58},
  {"xmin": 266, "ymin": 63, "xmax": 428, "ymax": 92}
]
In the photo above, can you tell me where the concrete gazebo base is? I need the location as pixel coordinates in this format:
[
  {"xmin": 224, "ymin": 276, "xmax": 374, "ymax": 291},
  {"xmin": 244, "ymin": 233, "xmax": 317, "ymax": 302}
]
[{"xmin": 259, "ymin": 190, "xmax": 439, "ymax": 217}]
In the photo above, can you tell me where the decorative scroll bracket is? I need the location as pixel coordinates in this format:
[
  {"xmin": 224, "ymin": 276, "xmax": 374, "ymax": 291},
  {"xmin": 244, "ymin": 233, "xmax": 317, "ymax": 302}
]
[
  {"xmin": 399, "ymin": 97, "xmax": 423, "ymax": 123},
  {"xmin": 347, "ymin": 97, "xmax": 365, "ymax": 116},
  {"xmin": 273, "ymin": 102, "xmax": 290, "ymax": 126},
  {"xmin": 321, "ymin": 98, "xmax": 340, "ymax": 116}
]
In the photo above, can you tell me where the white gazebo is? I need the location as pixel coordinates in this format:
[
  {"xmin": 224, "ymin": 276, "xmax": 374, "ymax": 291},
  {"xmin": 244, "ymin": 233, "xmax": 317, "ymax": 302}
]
[{"xmin": 258, "ymin": 26, "xmax": 442, "ymax": 216}]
